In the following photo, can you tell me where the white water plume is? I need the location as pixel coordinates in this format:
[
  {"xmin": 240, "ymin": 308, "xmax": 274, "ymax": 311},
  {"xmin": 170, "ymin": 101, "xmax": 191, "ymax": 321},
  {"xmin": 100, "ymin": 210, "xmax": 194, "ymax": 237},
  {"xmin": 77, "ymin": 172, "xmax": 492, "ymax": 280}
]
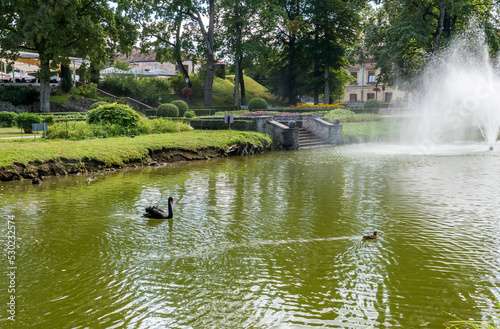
[{"xmin": 400, "ymin": 26, "xmax": 500, "ymax": 152}]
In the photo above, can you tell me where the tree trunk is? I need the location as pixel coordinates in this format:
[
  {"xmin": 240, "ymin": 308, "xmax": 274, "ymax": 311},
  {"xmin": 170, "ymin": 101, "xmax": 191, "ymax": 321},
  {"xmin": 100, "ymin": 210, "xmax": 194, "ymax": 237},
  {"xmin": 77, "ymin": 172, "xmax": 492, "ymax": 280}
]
[
  {"xmin": 432, "ymin": 0, "xmax": 445, "ymax": 53},
  {"xmin": 288, "ymin": 35, "xmax": 298, "ymax": 106},
  {"xmin": 234, "ymin": 56, "xmax": 240, "ymax": 109},
  {"xmin": 324, "ymin": 63, "xmax": 330, "ymax": 105},
  {"xmin": 39, "ymin": 57, "xmax": 51, "ymax": 112},
  {"xmin": 176, "ymin": 59, "xmax": 191, "ymax": 87},
  {"xmin": 239, "ymin": 62, "xmax": 246, "ymax": 105},
  {"xmin": 204, "ymin": 0, "xmax": 215, "ymax": 107}
]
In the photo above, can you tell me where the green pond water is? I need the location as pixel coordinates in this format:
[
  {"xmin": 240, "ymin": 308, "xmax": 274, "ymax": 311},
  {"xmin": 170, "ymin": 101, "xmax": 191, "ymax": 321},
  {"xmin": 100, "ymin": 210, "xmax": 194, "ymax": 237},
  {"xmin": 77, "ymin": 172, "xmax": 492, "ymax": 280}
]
[{"xmin": 1, "ymin": 143, "xmax": 499, "ymax": 328}]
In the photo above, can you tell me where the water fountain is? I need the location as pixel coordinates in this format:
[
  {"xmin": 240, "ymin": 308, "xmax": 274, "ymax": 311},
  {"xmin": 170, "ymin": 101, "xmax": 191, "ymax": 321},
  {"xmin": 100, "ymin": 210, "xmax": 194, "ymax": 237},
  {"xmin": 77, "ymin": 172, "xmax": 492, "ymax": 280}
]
[{"xmin": 400, "ymin": 28, "xmax": 500, "ymax": 153}]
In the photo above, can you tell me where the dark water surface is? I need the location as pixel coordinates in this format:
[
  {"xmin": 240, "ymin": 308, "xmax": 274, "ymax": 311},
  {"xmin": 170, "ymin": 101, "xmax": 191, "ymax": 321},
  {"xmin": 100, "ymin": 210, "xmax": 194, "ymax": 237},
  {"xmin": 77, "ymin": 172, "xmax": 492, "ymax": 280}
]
[{"xmin": 1, "ymin": 143, "xmax": 499, "ymax": 328}]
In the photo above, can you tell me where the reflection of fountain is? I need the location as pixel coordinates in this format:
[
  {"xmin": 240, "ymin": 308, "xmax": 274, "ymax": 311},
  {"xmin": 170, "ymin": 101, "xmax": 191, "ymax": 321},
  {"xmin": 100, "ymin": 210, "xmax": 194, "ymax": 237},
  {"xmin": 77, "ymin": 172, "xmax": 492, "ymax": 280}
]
[{"xmin": 401, "ymin": 28, "xmax": 500, "ymax": 152}]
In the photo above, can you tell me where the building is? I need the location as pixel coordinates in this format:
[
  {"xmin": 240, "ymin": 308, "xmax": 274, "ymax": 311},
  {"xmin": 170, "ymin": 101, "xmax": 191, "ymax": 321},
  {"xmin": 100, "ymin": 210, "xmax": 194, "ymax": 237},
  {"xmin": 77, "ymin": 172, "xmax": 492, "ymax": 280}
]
[
  {"xmin": 112, "ymin": 49, "xmax": 201, "ymax": 77},
  {"xmin": 342, "ymin": 57, "xmax": 409, "ymax": 106}
]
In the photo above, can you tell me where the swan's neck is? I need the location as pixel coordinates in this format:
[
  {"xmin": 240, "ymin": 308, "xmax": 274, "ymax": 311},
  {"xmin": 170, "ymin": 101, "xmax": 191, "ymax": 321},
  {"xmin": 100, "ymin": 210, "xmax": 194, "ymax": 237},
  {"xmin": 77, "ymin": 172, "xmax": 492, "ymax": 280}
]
[{"xmin": 167, "ymin": 201, "xmax": 173, "ymax": 218}]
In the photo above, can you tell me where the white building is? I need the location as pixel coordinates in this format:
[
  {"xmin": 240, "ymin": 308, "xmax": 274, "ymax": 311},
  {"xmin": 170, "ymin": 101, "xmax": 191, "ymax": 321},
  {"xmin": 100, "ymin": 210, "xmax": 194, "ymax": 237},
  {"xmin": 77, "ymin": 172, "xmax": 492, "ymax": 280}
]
[{"xmin": 342, "ymin": 57, "xmax": 410, "ymax": 106}]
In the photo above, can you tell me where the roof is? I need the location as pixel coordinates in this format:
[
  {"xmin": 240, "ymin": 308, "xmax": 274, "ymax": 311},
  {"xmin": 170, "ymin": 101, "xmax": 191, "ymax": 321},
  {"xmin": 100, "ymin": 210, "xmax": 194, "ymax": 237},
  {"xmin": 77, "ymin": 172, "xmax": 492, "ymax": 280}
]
[{"xmin": 113, "ymin": 49, "xmax": 195, "ymax": 63}]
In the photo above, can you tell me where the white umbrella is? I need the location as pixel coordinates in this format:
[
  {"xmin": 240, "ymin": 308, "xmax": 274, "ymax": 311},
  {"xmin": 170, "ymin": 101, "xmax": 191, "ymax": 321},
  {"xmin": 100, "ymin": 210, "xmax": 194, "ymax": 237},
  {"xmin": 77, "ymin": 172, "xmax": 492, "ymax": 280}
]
[{"xmin": 100, "ymin": 67, "xmax": 129, "ymax": 75}]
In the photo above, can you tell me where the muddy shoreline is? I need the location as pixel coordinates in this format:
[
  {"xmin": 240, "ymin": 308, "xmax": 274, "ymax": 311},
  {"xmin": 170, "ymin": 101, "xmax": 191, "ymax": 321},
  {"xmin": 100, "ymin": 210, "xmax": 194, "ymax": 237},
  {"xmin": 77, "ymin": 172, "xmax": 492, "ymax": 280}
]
[{"xmin": 0, "ymin": 142, "xmax": 270, "ymax": 182}]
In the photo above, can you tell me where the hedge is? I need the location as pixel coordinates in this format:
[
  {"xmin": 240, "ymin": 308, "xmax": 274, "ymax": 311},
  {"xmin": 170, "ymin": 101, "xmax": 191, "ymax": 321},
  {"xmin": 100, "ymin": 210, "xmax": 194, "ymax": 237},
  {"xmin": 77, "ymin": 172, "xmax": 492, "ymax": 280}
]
[{"xmin": 190, "ymin": 119, "xmax": 257, "ymax": 131}]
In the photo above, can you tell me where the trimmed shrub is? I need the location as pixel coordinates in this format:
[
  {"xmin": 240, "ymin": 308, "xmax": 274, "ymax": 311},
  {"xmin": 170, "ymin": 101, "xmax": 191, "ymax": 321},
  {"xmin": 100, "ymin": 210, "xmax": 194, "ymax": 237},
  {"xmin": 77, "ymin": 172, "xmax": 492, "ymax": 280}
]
[
  {"xmin": 248, "ymin": 98, "xmax": 268, "ymax": 110},
  {"xmin": 145, "ymin": 108, "xmax": 157, "ymax": 117},
  {"xmin": 363, "ymin": 99, "xmax": 382, "ymax": 113},
  {"xmin": 89, "ymin": 101, "xmax": 109, "ymax": 110},
  {"xmin": 185, "ymin": 110, "xmax": 196, "ymax": 118},
  {"xmin": 171, "ymin": 100, "xmax": 188, "ymax": 117},
  {"xmin": 14, "ymin": 112, "xmax": 41, "ymax": 133},
  {"xmin": 190, "ymin": 119, "xmax": 256, "ymax": 131},
  {"xmin": 0, "ymin": 86, "xmax": 39, "ymax": 106},
  {"xmin": 41, "ymin": 115, "xmax": 55, "ymax": 125},
  {"xmin": 0, "ymin": 111, "xmax": 17, "ymax": 127},
  {"xmin": 157, "ymin": 103, "xmax": 179, "ymax": 118},
  {"xmin": 87, "ymin": 103, "xmax": 141, "ymax": 128}
]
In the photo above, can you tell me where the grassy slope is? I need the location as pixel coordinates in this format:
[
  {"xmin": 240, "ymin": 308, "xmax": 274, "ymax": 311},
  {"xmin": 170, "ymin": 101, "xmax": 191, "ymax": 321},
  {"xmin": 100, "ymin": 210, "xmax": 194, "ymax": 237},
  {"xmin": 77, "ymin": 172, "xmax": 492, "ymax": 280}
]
[
  {"xmin": 188, "ymin": 75, "xmax": 279, "ymax": 107},
  {"xmin": 342, "ymin": 118, "xmax": 401, "ymax": 144},
  {"xmin": 0, "ymin": 130, "xmax": 272, "ymax": 168}
]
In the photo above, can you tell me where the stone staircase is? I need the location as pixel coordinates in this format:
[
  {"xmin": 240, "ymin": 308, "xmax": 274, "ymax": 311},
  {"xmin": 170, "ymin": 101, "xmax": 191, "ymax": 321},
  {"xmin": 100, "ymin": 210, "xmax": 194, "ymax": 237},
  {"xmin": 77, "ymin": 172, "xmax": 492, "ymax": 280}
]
[{"xmin": 298, "ymin": 128, "xmax": 329, "ymax": 148}]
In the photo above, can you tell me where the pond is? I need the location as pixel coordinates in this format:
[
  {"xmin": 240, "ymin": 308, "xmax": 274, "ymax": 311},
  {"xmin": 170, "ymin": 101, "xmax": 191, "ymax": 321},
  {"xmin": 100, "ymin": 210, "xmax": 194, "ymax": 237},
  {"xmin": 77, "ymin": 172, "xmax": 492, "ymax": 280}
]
[{"xmin": 1, "ymin": 143, "xmax": 499, "ymax": 328}]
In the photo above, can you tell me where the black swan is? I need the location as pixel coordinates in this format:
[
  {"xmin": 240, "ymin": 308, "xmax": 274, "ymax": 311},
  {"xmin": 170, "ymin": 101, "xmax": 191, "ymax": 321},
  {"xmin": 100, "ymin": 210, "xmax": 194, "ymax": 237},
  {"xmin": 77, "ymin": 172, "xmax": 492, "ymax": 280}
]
[
  {"xmin": 32, "ymin": 174, "xmax": 44, "ymax": 184},
  {"xmin": 363, "ymin": 231, "xmax": 378, "ymax": 239},
  {"xmin": 144, "ymin": 197, "xmax": 174, "ymax": 219}
]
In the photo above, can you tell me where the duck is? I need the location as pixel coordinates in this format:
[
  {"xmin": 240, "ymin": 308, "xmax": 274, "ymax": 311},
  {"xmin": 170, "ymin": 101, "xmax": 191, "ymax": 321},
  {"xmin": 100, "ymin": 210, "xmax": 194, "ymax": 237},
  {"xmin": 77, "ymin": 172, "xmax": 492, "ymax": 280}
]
[
  {"xmin": 144, "ymin": 197, "xmax": 174, "ymax": 219},
  {"xmin": 86, "ymin": 176, "xmax": 96, "ymax": 183},
  {"xmin": 363, "ymin": 231, "xmax": 378, "ymax": 239},
  {"xmin": 32, "ymin": 174, "xmax": 44, "ymax": 184}
]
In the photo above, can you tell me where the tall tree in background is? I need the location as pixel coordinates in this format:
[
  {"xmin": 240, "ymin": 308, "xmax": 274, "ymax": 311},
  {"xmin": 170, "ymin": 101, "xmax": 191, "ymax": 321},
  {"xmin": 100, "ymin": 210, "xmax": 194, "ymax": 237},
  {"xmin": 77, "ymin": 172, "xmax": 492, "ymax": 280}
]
[
  {"xmin": 365, "ymin": 0, "xmax": 499, "ymax": 90},
  {"xmin": 0, "ymin": 0, "xmax": 136, "ymax": 112},
  {"xmin": 122, "ymin": 0, "xmax": 217, "ymax": 106},
  {"xmin": 218, "ymin": 0, "xmax": 271, "ymax": 107}
]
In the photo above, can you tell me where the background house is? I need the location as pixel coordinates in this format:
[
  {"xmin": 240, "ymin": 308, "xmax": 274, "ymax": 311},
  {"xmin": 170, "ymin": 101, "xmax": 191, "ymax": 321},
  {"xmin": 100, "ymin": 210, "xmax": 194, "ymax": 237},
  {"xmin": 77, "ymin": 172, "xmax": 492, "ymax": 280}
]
[
  {"xmin": 111, "ymin": 49, "xmax": 201, "ymax": 77},
  {"xmin": 342, "ymin": 57, "xmax": 410, "ymax": 106}
]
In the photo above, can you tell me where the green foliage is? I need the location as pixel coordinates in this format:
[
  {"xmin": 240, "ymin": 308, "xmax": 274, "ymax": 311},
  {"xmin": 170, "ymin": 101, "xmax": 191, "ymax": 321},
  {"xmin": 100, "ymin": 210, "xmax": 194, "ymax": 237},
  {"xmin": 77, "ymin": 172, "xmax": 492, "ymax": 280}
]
[
  {"xmin": 87, "ymin": 103, "xmax": 141, "ymax": 128},
  {"xmin": 60, "ymin": 64, "xmax": 73, "ymax": 93},
  {"xmin": 157, "ymin": 104, "xmax": 179, "ymax": 118},
  {"xmin": 248, "ymin": 98, "xmax": 268, "ymax": 110},
  {"xmin": 363, "ymin": 99, "xmax": 382, "ymax": 111},
  {"xmin": 0, "ymin": 86, "xmax": 39, "ymax": 106},
  {"xmin": 171, "ymin": 100, "xmax": 189, "ymax": 117},
  {"xmin": 0, "ymin": 112, "xmax": 17, "ymax": 127},
  {"xmin": 145, "ymin": 108, "xmax": 157, "ymax": 117},
  {"xmin": 47, "ymin": 118, "xmax": 190, "ymax": 140},
  {"xmin": 113, "ymin": 59, "xmax": 130, "ymax": 71},
  {"xmin": 14, "ymin": 112, "xmax": 42, "ymax": 133},
  {"xmin": 73, "ymin": 83, "xmax": 98, "ymax": 99},
  {"xmin": 89, "ymin": 101, "xmax": 109, "ymax": 110},
  {"xmin": 98, "ymin": 75, "xmax": 172, "ymax": 104},
  {"xmin": 323, "ymin": 109, "xmax": 381, "ymax": 123},
  {"xmin": 190, "ymin": 119, "xmax": 257, "ymax": 131},
  {"xmin": 185, "ymin": 110, "xmax": 196, "ymax": 118},
  {"xmin": 41, "ymin": 115, "xmax": 55, "ymax": 125}
]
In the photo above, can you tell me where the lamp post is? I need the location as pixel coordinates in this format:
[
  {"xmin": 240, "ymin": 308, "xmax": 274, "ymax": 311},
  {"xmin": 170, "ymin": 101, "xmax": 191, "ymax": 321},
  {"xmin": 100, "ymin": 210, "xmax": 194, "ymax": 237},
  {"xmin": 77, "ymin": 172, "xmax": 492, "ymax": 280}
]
[{"xmin": 184, "ymin": 77, "xmax": 189, "ymax": 104}]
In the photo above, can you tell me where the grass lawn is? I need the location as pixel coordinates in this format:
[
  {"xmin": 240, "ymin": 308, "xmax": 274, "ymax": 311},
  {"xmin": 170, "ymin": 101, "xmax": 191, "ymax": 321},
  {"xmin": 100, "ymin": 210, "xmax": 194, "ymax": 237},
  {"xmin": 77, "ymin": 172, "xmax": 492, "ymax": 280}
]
[
  {"xmin": 0, "ymin": 127, "xmax": 41, "ymax": 138},
  {"xmin": 342, "ymin": 118, "xmax": 402, "ymax": 144},
  {"xmin": 0, "ymin": 130, "xmax": 272, "ymax": 168}
]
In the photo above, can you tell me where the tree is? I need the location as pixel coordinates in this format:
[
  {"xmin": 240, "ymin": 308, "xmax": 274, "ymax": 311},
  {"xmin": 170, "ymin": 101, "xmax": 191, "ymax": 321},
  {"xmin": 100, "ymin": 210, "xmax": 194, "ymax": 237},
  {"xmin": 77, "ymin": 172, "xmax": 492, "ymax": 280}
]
[
  {"xmin": 365, "ymin": 0, "xmax": 499, "ymax": 90},
  {"xmin": 218, "ymin": 0, "xmax": 270, "ymax": 107},
  {"xmin": 0, "ymin": 1, "xmax": 136, "ymax": 112},
  {"xmin": 121, "ymin": 0, "xmax": 217, "ymax": 107}
]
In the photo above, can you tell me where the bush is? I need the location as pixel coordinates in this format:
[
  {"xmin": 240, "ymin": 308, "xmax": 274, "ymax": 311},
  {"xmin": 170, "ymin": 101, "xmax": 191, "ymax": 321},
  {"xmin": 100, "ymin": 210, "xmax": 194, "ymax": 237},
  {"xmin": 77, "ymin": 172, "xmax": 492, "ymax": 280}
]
[
  {"xmin": 41, "ymin": 115, "xmax": 55, "ymax": 125},
  {"xmin": 145, "ymin": 108, "xmax": 157, "ymax": 117},
  {"xmin": 363, "ymin": 99, "xmax": 381, "ymax": 112},
  {"xmin": 0, "ymin": 86, "xmax": 39, "ymax": 106},
  {"xmin": 89, "ymin": 101, "xmax": 109, "ymax": 110},
  {"xmin": 157, "ymin": 103, "xmax": 179, "ymax": 118},
  {"xmin": 171, "ymin": 100, "xmax": 188, "ymax": 117},
  {"xmin": 73, "ymin": 83, "xmax": 98, "ymax": 99},
  {"xmin": 248, "ymin": 98, "xmax": 268, "ymax": 110},
  {"xmin": 87, "ymin": 103, "xmax": 141, "ymax": 128},
  {"xmin": 47, "ymin": 118, "xmax": 190, "ymax": 140},
  {"xmin": 185, "ymin": 110, "xmax": 196, "ymax": 118},
  {"xmin": 14, "ymin": 112, "xmax": 41, "ymax": 133},
  {"xmin": 0, "ymin": 111, "xmax": 17, "ymax": 127}
]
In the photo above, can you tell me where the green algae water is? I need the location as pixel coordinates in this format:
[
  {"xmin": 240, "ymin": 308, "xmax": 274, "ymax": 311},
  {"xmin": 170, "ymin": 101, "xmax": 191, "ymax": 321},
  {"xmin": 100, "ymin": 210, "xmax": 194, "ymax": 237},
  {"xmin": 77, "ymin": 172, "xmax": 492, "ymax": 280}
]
[{"xmin": 1, "ymin": 144, "xmax": 499, "ymax": 328}]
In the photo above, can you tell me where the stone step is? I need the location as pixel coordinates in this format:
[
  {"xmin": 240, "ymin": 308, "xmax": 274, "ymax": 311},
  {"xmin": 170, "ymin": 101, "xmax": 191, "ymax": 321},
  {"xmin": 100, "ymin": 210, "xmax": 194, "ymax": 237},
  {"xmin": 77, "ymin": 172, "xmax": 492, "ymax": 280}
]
[{"xmin": 298, "ymin": 128, "xmax": 329, "ymax": 148}]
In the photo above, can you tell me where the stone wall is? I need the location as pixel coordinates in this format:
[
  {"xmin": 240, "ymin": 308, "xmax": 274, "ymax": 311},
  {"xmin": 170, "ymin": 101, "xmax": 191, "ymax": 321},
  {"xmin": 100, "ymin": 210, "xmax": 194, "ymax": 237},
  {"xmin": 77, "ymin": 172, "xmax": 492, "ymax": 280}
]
[
  {"xmin": 302, "ymin": 117, "xmax": 342, "ymax": 145},
  {"xmin": 265, "ymin": 120, "xmax": 299, "ymax": 150}
]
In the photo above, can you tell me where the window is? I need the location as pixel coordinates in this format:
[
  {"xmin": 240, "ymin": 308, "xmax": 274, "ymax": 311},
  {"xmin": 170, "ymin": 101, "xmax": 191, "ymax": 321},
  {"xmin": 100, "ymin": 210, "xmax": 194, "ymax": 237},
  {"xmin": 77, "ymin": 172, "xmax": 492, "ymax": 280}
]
[
  {"xmin": 368, "ymin": 71, "xmax": 375, "ymax": 83},
  {"xmin": 385, "ymin": 92, "xmax": 393, "ymax": 103},
  {"xmin": 349, "ymin": 94, "xmax": 358, "ymax": 103},
  {"xmin": 367, "ymin": 93, "xmax": 375, "ymax": 100},
  {"xmin": 350, "ymin": 71, "xmax": 358, "ymax": 84}
]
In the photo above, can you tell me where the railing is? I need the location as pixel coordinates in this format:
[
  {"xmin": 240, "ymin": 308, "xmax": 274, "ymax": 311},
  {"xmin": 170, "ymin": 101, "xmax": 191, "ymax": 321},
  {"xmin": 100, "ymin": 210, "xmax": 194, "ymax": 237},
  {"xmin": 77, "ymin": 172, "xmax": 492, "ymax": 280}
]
[{"xmin": 76, "ymin": 82, "xmax": 154, "ymax": 111}]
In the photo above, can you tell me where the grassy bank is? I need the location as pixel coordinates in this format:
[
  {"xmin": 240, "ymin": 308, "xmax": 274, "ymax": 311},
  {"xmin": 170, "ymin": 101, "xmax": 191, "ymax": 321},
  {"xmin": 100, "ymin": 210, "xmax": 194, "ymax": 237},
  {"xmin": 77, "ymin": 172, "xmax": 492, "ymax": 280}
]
[
  {"xmin": 342, "ymin": 118, "xmax": 402, "ymax": 144},
  {"xmin": 0, "ymin": 131, "xmax": 272, "ymax": 176}
]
